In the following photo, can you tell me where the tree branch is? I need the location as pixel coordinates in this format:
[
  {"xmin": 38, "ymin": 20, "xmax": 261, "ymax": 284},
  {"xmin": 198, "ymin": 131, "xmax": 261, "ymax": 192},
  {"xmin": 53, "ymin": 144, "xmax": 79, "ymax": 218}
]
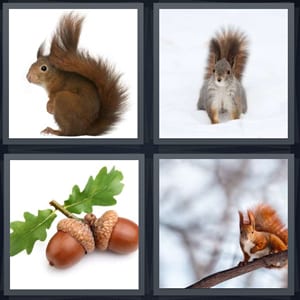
[{"xmin": 186, "ymin": 251, "xmax": 288, "ymax": 288}]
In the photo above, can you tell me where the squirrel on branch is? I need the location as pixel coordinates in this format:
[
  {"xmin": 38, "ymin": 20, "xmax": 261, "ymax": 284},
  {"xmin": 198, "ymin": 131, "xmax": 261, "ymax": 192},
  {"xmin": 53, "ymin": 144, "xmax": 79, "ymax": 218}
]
[
  {"xmin": 197, "ymin": 28, "xmax": 248, "ymax": 124},
  {"xmin": 26, "ymin": 13, "xmax": 127, "ymax": 136},
  {"xmin": 238, "ymin": 204, "xmax": 288, "ymax": 268}
]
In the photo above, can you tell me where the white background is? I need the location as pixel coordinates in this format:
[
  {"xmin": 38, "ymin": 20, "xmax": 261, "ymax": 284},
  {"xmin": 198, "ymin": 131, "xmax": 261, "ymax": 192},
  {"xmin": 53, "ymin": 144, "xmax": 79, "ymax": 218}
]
[
  {"xmin": 9, "ymin": 159, "xmax": 140, "ymax": 290},
  {"xmin": 159, "ymin": 9, "xmax": 289, "ymax": 139},
  {"xmin": 8, "ymin": 9, "xmax": 138, "ymax": 139}
]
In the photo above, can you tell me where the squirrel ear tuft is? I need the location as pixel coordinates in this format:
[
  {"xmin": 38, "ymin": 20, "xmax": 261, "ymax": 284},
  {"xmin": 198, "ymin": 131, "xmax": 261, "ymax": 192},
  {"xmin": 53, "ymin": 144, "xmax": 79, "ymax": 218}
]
[
  {"xmin": 209, "ymin": 38, "xmax": 221, "ymax": 63},
  {"xmin": 247, "ymin": 210, "xmax": 255, "ymax": 226},
  {"xmin": 37, "ymin": 42, "xmax": 46, "ymax": 58},
  {"xmin": 238, "ymin": 211, "xmax": 244, "ymax": 225}
]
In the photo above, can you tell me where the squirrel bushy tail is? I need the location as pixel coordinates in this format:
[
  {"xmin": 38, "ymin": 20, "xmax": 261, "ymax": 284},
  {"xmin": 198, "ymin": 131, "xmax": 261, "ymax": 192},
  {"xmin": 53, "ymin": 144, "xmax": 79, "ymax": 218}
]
[
  {"xmin": 204, "ymin": 28, "xmax": 248, "ymax": 81},
  {"xmin": 48, "ymin": 13, "xmax": 127, "ymax": 135},
  {"xmin": 251, "ymin": 204, "xmax": 288, "ymax": 245}
]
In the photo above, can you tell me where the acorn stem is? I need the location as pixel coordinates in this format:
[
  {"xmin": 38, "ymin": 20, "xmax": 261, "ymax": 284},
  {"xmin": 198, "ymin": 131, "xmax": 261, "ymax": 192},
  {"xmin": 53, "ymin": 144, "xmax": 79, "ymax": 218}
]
[{"xmin": 49, "ymin": 200, "xmax": 81, "ymax": 220}]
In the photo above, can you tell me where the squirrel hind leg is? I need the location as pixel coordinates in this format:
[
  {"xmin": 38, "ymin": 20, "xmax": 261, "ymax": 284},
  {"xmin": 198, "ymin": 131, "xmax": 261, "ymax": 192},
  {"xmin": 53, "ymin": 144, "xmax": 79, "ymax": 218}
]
[
  {"xmin": 230, "ymin": 107, "xmax": 240, "ymax": 120},
  {"xmin": 52, "ymin": 92, "xmax": 99, "ymax": 136},
  {"xmin": 240, "ymin": 86, "xmax": 247, "ymax": 114}
]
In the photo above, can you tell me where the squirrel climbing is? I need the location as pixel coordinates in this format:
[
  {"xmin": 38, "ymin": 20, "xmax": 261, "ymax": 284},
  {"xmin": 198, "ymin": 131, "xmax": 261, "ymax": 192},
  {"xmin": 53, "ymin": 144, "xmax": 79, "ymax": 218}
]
[
  {"xmin": 238, "ymin": 204, "xmax": 288, "ymax": 267},
  {"xmin": 197, "ymin": 28, "xmax": 248, "ymax": 124},
  {"xmin": 26, "ymin": 13, "xmax": 127, "ymax": 136}
]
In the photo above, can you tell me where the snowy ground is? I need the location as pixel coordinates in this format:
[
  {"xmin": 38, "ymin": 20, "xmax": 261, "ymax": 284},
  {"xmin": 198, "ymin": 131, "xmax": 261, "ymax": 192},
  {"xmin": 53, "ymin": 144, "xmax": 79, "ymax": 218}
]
[{"xmin": 159, "ymin": 9, "xmax": 289, "ymax": 139}]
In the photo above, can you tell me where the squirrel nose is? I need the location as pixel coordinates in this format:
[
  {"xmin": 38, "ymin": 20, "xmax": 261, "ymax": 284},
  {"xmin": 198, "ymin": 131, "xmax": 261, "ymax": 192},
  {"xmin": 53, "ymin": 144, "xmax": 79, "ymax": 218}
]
[
  {"xmin": 217, "ymin": 77, "xmax": 221, "ymax": 82},
  {"xmin": 26, "ymin": 73, "xmax": 31, "ymax": 82}
]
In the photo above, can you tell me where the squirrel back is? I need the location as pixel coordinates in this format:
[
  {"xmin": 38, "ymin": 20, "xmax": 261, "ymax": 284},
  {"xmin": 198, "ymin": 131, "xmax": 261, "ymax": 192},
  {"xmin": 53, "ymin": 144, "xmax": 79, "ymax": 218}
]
[
  {"xmin": 204, "ymin": 28, "xmax": 248, "ymax": 81},
  {"xmin": 27, "ymin": 13, "xmax": 127, "ymax": 136}
]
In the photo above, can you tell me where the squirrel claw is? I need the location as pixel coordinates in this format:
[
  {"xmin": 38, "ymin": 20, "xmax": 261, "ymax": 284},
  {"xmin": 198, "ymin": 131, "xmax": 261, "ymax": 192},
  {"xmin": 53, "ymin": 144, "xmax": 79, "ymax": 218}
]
[{"xmin": 41, "ymin": 127, "xmax": 61, "ymax": 136}]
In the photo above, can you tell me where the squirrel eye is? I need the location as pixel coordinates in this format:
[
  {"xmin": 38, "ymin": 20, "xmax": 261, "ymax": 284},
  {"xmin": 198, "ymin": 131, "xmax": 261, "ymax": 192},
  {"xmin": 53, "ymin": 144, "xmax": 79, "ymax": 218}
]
[
  {"xmin": 227, "ymin": 70, "xmax": 230, "ymax": 75},
  {"xmin": 40, "ymin": 65, "xmax": 48, "ymax": 72},
  {"xmin": 212, "ymin": 69, "xmax": 215, "ymax": 73}
]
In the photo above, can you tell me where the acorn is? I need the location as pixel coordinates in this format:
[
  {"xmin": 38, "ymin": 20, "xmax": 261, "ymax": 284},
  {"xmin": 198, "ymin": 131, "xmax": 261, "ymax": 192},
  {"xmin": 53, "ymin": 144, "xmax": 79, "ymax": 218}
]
[
  {"xmin": 85, "ymin": 210, "xmax": 139, "ymax": 254},
  {"xmin": 46, "ymin": 218, "xmax": 95, "ymax": 268}
]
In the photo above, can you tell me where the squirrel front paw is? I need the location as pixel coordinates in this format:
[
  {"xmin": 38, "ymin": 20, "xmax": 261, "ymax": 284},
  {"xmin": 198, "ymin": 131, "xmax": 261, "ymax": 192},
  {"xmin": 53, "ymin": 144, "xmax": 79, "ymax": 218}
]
[{"xmin": 46, "ymin": 101, "xmax": 55, "ymax": 114}]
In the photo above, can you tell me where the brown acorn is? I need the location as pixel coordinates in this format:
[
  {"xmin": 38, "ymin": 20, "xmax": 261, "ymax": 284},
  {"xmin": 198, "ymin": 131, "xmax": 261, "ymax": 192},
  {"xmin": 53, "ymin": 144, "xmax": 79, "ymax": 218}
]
[
  {"xmin": 46, "ymin": 218, "xmax": 95, "ymax": 268},
  {"xmin": 85, "ymin": 210, "xmax": 139, "ymax": 254}
]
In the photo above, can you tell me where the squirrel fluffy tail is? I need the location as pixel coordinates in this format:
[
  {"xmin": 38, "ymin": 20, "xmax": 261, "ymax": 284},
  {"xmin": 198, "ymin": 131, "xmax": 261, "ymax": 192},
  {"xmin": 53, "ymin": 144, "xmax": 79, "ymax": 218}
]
[
  {"xmin": 252, "ymin": 203, "xmax": 288, "ymax": 245},
  {"xmin": 204, "ymin": 28, "xmax": 248, "ymax": 81},
  {"xmin": 49, "ymin": 13, "xmax": 127, "ymax": 135}
]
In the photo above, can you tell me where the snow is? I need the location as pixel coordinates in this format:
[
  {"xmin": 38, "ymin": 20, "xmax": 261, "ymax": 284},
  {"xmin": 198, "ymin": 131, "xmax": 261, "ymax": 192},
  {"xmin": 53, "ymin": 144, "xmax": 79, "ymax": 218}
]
[{"xmin": 159, "ymin": 9, "xmax": 289, "ymax": 139}]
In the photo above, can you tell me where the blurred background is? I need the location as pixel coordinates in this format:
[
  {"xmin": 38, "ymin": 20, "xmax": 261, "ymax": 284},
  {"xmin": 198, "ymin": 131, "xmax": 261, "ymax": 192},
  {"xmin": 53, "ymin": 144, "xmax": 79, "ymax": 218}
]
[{"xmin": 159, "ymin": 158, "xmax": 288, "ymax": 288}]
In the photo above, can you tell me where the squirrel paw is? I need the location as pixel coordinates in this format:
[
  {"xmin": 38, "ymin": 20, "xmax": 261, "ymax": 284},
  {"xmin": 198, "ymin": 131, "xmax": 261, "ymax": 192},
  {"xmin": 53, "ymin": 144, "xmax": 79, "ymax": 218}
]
[
  {"xmin": 238, "ymin": 261, "xmax": 248, "ymax": 267},
  {"xmin": 46, "ymin": 102, "xmax": 54, "ymax": 114},
  {"xmin": 41, "ymin": 127, "xmax": 61, "ymax": 136}
]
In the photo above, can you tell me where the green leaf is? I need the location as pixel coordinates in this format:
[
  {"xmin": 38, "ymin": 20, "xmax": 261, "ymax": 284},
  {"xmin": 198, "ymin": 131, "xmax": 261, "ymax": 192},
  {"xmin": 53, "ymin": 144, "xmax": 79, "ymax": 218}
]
[
  {"xmin": 10, "ymin": 209, "xmax": 57, "ymax": 256},
  {"xmin": 64, "ymin": 166, "xmax": 124, "ymax": 214}
]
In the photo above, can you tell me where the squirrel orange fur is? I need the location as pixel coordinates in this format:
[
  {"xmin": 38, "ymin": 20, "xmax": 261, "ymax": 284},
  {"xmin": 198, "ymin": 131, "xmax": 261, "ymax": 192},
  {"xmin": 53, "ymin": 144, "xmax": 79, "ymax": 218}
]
[
  {"xmin": 26, "ymin": 13, "xmax": 127, "ymax": 136},
  {"xmin": 238, "ymin": 204, "xmax": 288, "ymax": 267}
]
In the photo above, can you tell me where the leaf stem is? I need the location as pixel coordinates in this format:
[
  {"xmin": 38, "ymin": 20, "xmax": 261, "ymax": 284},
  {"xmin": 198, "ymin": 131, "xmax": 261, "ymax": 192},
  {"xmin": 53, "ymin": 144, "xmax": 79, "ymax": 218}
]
[{"xmin": 49, "ymin": 200, "xmax": 81, "ymax": 220}]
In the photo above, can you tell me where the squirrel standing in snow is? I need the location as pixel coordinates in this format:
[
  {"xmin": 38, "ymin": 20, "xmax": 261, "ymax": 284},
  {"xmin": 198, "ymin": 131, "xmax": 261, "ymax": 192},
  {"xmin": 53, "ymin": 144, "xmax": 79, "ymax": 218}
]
[
  {"xmin": 238, "ymin": 204, "xmax": 288, "ymax": 267},
  {"xmin": 197, "ymin": 28, "xmax": 248, "ymax": 124},
  {"xmin": 26, "ymin": 13, "xmax": 127, "ymax": 136}
]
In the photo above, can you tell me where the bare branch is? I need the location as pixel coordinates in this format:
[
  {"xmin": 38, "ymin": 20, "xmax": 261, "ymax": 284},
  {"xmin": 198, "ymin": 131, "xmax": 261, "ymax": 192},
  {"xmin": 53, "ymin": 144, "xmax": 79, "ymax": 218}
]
[{"xmin": 186, "ymin": 251, "xmax": 288, "ymax": 288}]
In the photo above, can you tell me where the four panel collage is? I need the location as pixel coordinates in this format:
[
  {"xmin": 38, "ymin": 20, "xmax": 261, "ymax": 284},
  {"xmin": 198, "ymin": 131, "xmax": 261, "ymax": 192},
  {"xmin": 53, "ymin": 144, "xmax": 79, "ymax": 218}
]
[{"xmin": 2, "ymin": 1, "xmax": 296, "ymax": 298}]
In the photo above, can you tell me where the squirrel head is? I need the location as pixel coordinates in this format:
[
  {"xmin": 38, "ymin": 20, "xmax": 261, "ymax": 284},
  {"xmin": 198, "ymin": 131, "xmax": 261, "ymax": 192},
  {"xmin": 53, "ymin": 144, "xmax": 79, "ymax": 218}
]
[
  {"xmin": 26, "ymin": 43, "xmax": 63, "ymax": 91},
  {"xmin": 26, "ymin": 57, "xmax": 58, "ymax": 86},
  {"xmin": 239, "ymin": 210, "xmax": 255, "ymax": 241},
  {"xmin": 206, "ymin": 28, "xmax": 248, "ymax": 81},
  {"xmin": 212, "ymin": 58, "xmax": 233, "ymax": 87}
]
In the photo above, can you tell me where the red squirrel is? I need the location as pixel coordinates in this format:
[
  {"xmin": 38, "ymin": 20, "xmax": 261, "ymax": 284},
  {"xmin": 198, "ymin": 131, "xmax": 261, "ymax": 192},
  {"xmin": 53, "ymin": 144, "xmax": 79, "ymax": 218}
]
[
  {"xmin": 26, "ymin": 13, "xmax": 127, "ymax": 136},
  {"xmin": 239, "ymin": 204, "xmax": 288, "ymax": 267}
]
